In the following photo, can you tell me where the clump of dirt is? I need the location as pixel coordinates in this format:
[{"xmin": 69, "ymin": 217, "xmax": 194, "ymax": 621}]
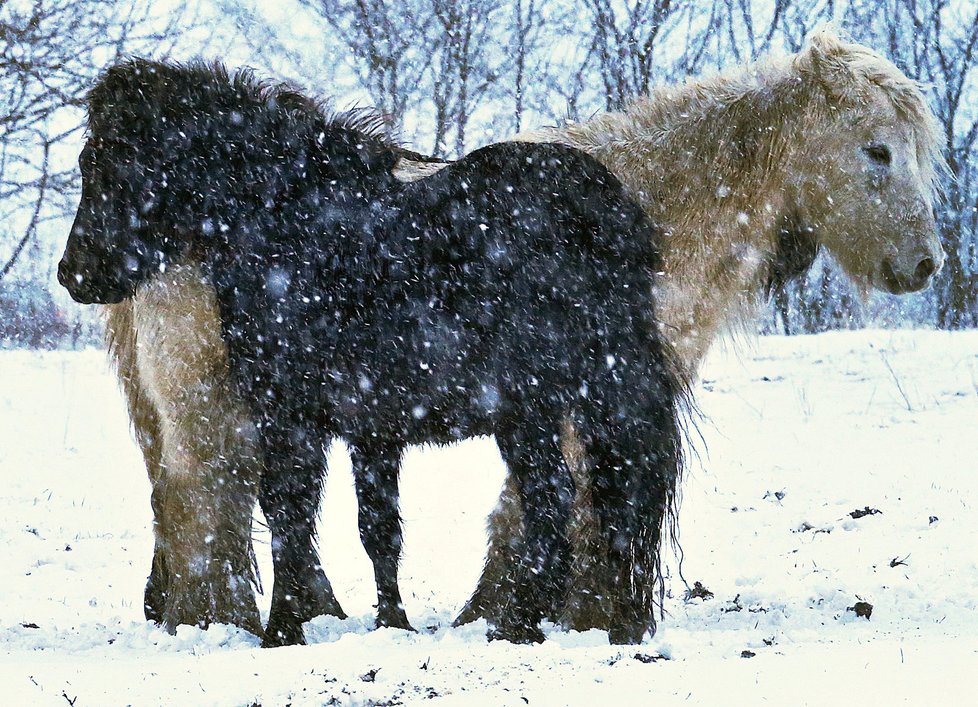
[
  {"xmin": 632, "ymin": 653, "xmax": 669, "ymax": 664},
  {"xmin": 684, "ymin": 581, "xmax": 714, "ymax": 601},
  {"xmin": 847, "ymin": 601, "xmax": 873, "ymax": 619}
]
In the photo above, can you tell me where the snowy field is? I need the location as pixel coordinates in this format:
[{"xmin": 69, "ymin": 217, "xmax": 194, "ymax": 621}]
[{"xmin": 1, "ymin": 329, "xmax": 977, "ymax": 706}]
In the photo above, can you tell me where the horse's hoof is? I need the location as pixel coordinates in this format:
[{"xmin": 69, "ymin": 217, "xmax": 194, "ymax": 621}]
[
  {"xmin": 486, "ymin": 624, "xmax": 545, "ymax": 644},
  {"xmin": 321, "ymin": 599, "xmax": 348, "ymax": 621},
  {"xmin": 453, "ymin": 598, "xmax": 487, "ymax": 627},
  {"xmin": 143, "ymin": 601, "xmax": 165, "ymax": 625},
  {"xmin": 299, "ymin": 569, "xmax": 348, "ymax": 621},
  {"xmin": 376, "ymin": 605, "xmax": 414, "ymax": 632},
  {"xmin": 607, "ymin": 621, "xmax": 652, "ymax": 645},
  {"xmin": 143, "ymin": 578, "xmax": 167, "ymax": 624},
  {"xmin": 452, "ymin": 608, "xmax": 481, "ymax": 627},
  {"xmin": 159, "ymin": 572, "xmax": 263, "ymax": 637},
  {"xmin": 261, "ymin": 617, "xmax": 307, "ymax": 648}
]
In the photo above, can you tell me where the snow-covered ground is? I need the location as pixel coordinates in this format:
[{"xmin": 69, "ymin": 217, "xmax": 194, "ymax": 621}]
[{"xmin": 1, "ymin": 329, "xmax": 976, "ymax": 706}]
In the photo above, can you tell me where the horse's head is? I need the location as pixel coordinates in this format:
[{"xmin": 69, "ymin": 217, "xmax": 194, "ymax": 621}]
[
  {"xmin": 58, "ymin": 127, "xmax": 187, "ymax": 304},
  {"xmin": 790, "ymin": 30, "xmax": 945, "ymax": 295},
  {"xmin": 58, "ymin": 60, "xmax": 216, "ymax": 304},
  {"xmin": 59, "ymin": 59, "xmax": 402, "ymax": 305}
]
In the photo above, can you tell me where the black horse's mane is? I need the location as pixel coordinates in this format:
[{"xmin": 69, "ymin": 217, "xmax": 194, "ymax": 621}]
[
  {"xmin": 766, "ymin": 214, "xmax": 821, "ymax": 297},
  {"xmin": 86, "ymin": 57, "xmax": 435, "ymax": 165},
  {"xmin": 83, "ymin": 58, "xmax": 442, "ymax": 237}
]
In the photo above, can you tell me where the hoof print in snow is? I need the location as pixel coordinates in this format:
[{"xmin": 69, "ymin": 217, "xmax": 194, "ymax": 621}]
[
  {"xmin": 847, "ymin": 601, "xmax": 874, "ymax": 619},
  {"xmin": 850, "ymin": 506, "xmax": 882, "ymax": 519},
  {"xmin": 723, "ymin": 595, "xmax": 769, "ymax": 614},
  {"xmin": 724, "ymin": 595, "xmax": 744, "ymax": 613},
  {"xmin": 794, "ymin": 520, "xmax": 832, "ymax": 535},
  {"xmin": 741, "ymin": 650, "xmax": 756, "ymax": 658},
  {"xmin": 684, "ymin": 581, "xmax": 714, "ymax": 602},
  {"xmin": 360, "ymin": 668, "xmax": 380, "ymax": 683}
]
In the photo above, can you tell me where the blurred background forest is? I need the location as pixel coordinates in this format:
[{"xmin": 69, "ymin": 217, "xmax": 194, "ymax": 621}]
[{"xmin": 1, "ymin": 0, "xmax": 976, "ymax": 349}]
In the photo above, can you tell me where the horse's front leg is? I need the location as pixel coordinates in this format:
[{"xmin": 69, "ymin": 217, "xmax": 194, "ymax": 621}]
[
  {"xmin": 349, "ymin": 439, "xmax": 413, "ymax": 631},
  {"xmin": 129, "ymin": 298, "xmax": 263, "ymax": 635},
  {"xmin": 490, "ymin": 407, "xmax": 574, "ymax": 644},
  {"xmin": 259, "ymin": 421, "xmax": 345, "ymax": 648}
]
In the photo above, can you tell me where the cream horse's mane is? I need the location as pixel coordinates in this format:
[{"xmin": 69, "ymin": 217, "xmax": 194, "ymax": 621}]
[
  {"xmin": 404, "ymin": 29, "xmax": 945, "ymax": 371},
  {"xmin": 561, "ymin": 29, "xmax": 945, "ymax": 198}
]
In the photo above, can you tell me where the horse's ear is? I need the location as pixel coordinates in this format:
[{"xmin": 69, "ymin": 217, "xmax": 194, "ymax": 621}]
[{"xmin": 797, "ymin": 26, "xmax": 857, "ymax": 101}]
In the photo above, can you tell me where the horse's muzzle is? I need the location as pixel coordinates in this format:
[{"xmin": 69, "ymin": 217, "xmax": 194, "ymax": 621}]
[
  {"xmin": 880, "ymin": 250, "xmax": 943, "ymax": 294},
  {"xmin": 57, "ymin": 257, "xmax": 130, "ymax": 305}
]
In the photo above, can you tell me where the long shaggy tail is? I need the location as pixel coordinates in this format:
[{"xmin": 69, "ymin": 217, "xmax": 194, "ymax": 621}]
[{"xmin": 572, "ymin": 292, "xmax": 692, "ymax": 642}]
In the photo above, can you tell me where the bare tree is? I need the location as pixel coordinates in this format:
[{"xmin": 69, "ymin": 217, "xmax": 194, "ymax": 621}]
[
  {"xmin": 430, "ymin": 0, "xmax": 501, "ymax": 155},
  {"xmin": 0, "ymin": 0, "xmax": 195, "ymax": 283},
  {"xmin": 296, "ymin": 0, "xmax": 438, "ymax": 133},
  {"xmin": 853, "ymin": 0, "xmax": 978, "ymax": 328},
  {"xmin": 583, "ymin": 0, "xmax": 684, "ymax": 109},
  {"xmin": 902, "ymin": 0, "xmax": 978, "ymax": 328},
  {"xmin": 0, "ymin": 0, "xmax": 198, "ymax": 348},
  {"xmin": 511, "ymin": 0, "xmax": 540, "ymax": 132}
]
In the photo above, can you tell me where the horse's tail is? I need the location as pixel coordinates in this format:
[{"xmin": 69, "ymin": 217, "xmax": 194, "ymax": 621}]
[{"xmin": 565, "ymin": 187, "xmax": 691, "ymax": 643}]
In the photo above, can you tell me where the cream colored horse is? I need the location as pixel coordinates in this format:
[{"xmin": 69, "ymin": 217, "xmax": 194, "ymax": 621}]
[
  {"xmin": 103, "ymin": 29, "xmax": 944, "ymax": 636},
  {"xmin": 453, "ymin": 28, "xmax": 945, "ymax": 630}
]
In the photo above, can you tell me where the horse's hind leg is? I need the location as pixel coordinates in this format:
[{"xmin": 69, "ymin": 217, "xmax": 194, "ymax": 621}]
[
  {"xmin": 453, "ymin": 476, "xmax": 522, "ymax": 627},
  {"xmin": 455, "ymin": 418, "xmax": 592, "ymax": 629},
  {"xmin": 349, "ymin": 440, "xmax": 413, "ymax": 631},
  {"xmin": 260, "ymin": 421, "xmax": 345, "ymax": 648},
  {"xmin": 580, "ymin": 365, "xmax": 682, "ymax": 644},
  {"xmin": 489, "ymin": 406, "xmax": 574, "ymax": 644}
]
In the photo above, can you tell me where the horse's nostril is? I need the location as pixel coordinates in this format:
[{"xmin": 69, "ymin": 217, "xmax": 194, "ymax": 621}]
[{"xmin": 914, "ymin": 257, "xmax": 937, "ymax": 283}]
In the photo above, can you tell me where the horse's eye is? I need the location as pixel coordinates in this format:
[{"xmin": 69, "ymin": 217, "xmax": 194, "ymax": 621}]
[{"xmin": 863, "ymin": 143, "xmax": 891, "ymax": 166}]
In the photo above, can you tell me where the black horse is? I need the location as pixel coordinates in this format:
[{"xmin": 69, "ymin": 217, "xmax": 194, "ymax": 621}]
[{"xmin": 59, "ymin": 59, "xmax": 687, "ymax": 647}]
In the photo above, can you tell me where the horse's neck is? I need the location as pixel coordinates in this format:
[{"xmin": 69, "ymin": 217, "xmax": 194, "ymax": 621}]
[{"xmin": 522, "ymin": 70, "xmax": 811, "ymax": 372}]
